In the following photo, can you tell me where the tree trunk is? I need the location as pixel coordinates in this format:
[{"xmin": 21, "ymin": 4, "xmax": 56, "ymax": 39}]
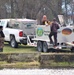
[{"xmin": 10, "ymin": 0, "xmax": 14, "ymax": 18}]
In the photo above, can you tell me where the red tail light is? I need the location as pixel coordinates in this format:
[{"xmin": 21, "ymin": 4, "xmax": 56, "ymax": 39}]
[
  {"xmin": 19, "ymin": 31, "xmax": 23, "ymax": 37},
  {"xmin": 72, "ymin": 41, "xmax": 74, "ymax": 44}
]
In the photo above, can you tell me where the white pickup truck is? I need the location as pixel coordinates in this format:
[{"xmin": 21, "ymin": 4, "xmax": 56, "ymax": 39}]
[{"xmin": 0, "ymin": 19, "xmax": 27, "ymax": 48}]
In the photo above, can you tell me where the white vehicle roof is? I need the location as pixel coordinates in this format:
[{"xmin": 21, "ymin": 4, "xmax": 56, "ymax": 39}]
[
  {"xmin": 0, "ymin": 18, "xmax": 37, "ymax": 27},
  {"xmin": 0, "ymin": 18, "xmax": 37, "ymax": 21},
  {"xmin": 15, "ymin": 18, "xmax": 37, "ymax": 22}
]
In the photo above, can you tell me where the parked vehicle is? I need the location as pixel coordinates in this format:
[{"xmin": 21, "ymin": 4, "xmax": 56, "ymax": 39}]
[
  {"xmin": 0, "ymin": 18, "xmax": 37, "ymax": 48},
  {"xmin": 9, "ymin": 18, "xmax": 37, "ymax": 47},
  {"xmin": 0, "ymin": 19, "xmax": 27, "ymax": 48}
]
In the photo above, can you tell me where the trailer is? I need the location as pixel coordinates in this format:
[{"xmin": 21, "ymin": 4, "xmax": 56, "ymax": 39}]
[
  {"xmin": 32, "ymin": 24, "xmax": 74, "ymax": 52},
  {"xmin": 32, "ymin": 14, "xmax": 74, "ymax": 52}
]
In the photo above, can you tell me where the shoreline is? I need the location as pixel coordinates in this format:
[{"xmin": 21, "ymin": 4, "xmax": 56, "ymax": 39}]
[{"xmin": 0, "ymin": 52, "xmax": 74, "ymax": 69}]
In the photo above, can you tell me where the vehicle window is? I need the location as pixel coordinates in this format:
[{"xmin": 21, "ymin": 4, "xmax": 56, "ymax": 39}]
[
  {"xmin": 0, "ymin": 21, "xmax": 6, "ymax": 27},
  {"xmin": 12, "ymin": 24, "xmax": 20, "ymax": 29},
  {"xmin": 6, "ymin": 22, "xmax": 12, "ymax": 28}
]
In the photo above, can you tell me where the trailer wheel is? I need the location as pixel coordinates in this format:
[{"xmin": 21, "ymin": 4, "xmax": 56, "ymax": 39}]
[
  {"xmin": 43, "ymin": 41, "xmax": 48, "ymax": 52},
  {"xmin": 37, "ymin": 41, "xmax": 43, "ymax": 52},
  {"xmin": 71, "ymin": 47, "xmax": 74, "ymax": 52},
  {"xmin": 10, "ymin": 36, "xmax": 18, "ymax": 48}
]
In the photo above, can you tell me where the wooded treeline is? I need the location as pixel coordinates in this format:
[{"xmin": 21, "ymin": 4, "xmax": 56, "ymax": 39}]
[{"xmin": 0, "ymin": 0, "xmax": 74, "ymax": 23}]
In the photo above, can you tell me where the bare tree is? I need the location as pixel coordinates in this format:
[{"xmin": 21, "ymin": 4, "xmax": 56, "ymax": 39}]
[{"xmin": 0, "ymin": 0, "xmax": 62, "ymax": 20}]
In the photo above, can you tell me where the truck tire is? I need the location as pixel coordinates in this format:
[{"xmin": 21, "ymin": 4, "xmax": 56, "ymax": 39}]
[
  {"xmin": 37, "ymin": 41, "xmax": 43, "ymax": 52},
  {"xmin": 43, "ymin": 41, "xmax": 48, "ymax": 52},
  {"xmin": 10, "ymin": 36, "xmax": 18, "ymax": 48},
  {"xmin": 71, "ymin": 47, "xmax": 74, "ymax": 52}
]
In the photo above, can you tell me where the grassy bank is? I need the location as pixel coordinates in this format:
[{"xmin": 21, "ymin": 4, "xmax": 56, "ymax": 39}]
[
  {"xmin": 0, "ymin": 43, "xmax": 74, "ymax": 69},
  {"xmin": 0, "ymin": 60, "xmax": 74, "ymax": 69},
  {"xmin": 0, "ymin": 61, "xmax": 40, "ymax": 69},
  {"xmin": 3, "ymin": 43, "xmax": 37, "ymax": 53}
]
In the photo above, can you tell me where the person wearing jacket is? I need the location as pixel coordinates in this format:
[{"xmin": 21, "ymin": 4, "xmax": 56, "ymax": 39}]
[
  {"xmin": 41, "ymin": 15, "xmax": 50, "ymax": 25},
  {"xmin": 0, "ymin": 26, "xmax": 5, "ymax": 52},
  {"xmin": 49, "ymin": 18, "xmax": 60, "ymax": 47}
]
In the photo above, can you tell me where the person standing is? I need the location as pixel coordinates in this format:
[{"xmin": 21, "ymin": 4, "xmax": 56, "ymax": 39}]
[
  {"xmin": 41, "ymin": 15, "xmax": 49, "ymax": 25},
  {"xmin": 0, "ymin": 26, "xmax": 5, "ymax": 52},
  {"xmin": 49, "ymin": 18, "xmax": 60, "ymax": 47}
]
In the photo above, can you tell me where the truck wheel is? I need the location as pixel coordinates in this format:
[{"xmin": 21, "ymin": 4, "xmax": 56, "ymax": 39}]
[
  {"xmin": 71, "ymin": 47, "xmax": 74, "ymax": 52},
  {"xmin": 10, "ymin": 36, "xmax": 18, "ymax": 48},
  {"xmin": 43, "ymin": 41, "xmax": 48, "ymax": 52},
  {"xmin": 37, "ymin": 41, "xmax": 43, "ymax": 52}
]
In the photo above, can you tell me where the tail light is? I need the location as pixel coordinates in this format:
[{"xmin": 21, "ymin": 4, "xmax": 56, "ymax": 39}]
[
  {"xmin": 19, "ymin": 31, "xmax": 23, "ymax": 37},
  {"xmin": 72, "ymin": 41, "xmax": 74, "ymax": 44}
]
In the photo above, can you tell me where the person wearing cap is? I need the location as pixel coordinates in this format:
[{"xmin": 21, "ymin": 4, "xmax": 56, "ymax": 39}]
[
  {"xmin": 49, "ymin": 18, "xmax": 60, "ymax": 48},
  {"xmin": 0, "ymin": 26, "xmax": 5, "ymax": 52}
]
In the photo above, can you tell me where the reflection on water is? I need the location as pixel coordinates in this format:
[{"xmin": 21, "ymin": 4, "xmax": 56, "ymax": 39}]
[{"xmin": 0, "ymin": 69, "xmax": 74, "ymax": 75}]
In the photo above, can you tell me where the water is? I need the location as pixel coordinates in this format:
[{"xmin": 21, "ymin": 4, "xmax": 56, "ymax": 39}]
[{"xmin": 0, "ymin": 69, "xmax": 74, "ymax": 75}]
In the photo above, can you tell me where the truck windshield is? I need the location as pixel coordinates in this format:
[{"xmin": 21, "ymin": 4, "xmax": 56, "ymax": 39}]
[{"xmin": 0, "ymin": 20, "xmax": 7, "ymax": 27}]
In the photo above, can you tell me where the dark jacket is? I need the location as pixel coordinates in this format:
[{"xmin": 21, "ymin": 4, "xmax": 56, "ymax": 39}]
[
  {"xmin": 0, "ymin": 30, "xmax": 5, "ymax": 48},
  {"xmin": 51, "ymin": 22, "xmax": 59, "ymax": 32},
  {"xmin": 0, "ymin": 31, "xmax": 5, "ymax": 38}
]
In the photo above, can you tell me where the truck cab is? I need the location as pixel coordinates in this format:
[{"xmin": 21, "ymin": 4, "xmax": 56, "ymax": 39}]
[{"xmin": 0, "ymin": 19, "xmax": 27, "ymax": 48}]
